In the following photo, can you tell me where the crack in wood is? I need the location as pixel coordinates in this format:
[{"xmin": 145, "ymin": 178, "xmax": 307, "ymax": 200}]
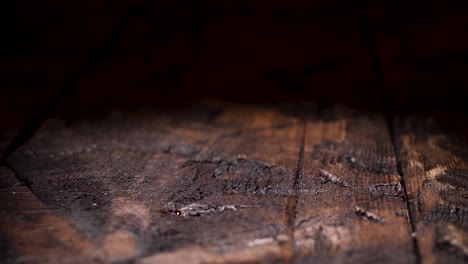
[
  {"xmin": 281, "ymin": 120, "xmax": 306, "ymax": 264},
  {"xmin": 392, "ymin": 120, "xmax": 424, "ymax": 264},
  {"xmin": 358, "ymin": 0, "xmax": 423, "ymax": 260}
]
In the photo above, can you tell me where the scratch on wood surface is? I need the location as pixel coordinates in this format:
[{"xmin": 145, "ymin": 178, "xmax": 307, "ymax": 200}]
[
  {"xmin": 316, "ymin": 168, "xmax": 350, "ymax": 187},
  {"xmin": 315, "ymin": 167, "xmax": 402, "ymax": 196},
  {"xmin": 163, "ymin": 202, "xmax": 257, "ymax": 217},
  {"xmin": 426, "ymin": 165, "xmax": 448, "ymax": 180},
  {"xmin": 354, "ymin": 206, "xmax": 385, "ymax": 223}
]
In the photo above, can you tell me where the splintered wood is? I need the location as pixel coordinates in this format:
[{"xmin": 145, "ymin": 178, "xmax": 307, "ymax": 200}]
[
  {"xmin": 1, "ymin": 103, "xmax": 466, "ymax": 263},
  {"xmin": 397, "ymin": 117, "xmax": 468, "ymax": 264}
]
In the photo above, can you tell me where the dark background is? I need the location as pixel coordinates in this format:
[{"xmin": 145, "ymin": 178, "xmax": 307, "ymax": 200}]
[{"xmin": 1, "ymin": 0, "xmax": 467, "ymax": 135}]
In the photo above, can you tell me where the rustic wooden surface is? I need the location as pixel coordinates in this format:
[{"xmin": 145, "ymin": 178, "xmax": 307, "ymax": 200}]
[
  {"xmin": 0, "ymin": 167, "xmax": 94, "ymax": 263},
  {"xmin": 4, "ymin": 103, "xmax": 305, "ymax": 263},
  {"xmin": 397, "ymin": 117, "xmax": 468, "ymax": 264},
  {"xmin": 1, "ymin": 102, "xmax": 467, "ymax": 263},
  {"xmin": 1, "ymin": 1, "xmax": 468, "ymax": 263},
  {"xmin": 295, "ymin": 107, "xmax": 414, "ymax": 263}
]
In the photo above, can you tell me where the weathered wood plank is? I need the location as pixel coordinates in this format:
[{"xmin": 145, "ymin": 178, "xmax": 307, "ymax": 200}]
[
  {"xmin": 294, "ymin": 106, "xmax": 415, "ymax": 263},
  {"xmin": 1, "ymin": 139, "xmax": 94, "ymax": 263},
  {"xmin": 10, "ymin": 103, "xmax": 465, "ymax": 263},
  {"xmin": 5, "ymin": 130, "xmax": 125, "ymax": 263},
  {"xmin": 7, "ymin": 102, "xmax": 304, "ymax": 263},
  {"xmin": 397, "ymin": 116, "xmax": 468, "ymax": 264}
]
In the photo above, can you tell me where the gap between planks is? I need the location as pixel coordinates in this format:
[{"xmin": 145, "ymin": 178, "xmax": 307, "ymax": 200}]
[
  {"xmin": 358, "ymin": 0, "xmax": 423, "ymax": 261},
  {"xmin": 388, "ymin": 117, "xmax": 422, "ymax": 264},
  {"xmin": 282, "ymin": 119, "xmax": 307, "ymax": 264}
]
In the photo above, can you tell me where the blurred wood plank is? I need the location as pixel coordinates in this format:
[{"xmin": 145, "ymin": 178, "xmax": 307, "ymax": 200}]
[
  {"xmin": 7, "ymin": 102, "xmax": 304, "ymax": 263},
  {"xmin": 0, "ymin": 171, "xmax": 95, "ymax": 263},
  {"xmin": 397, "ymin": 116, "xmax": 468, "ymax": 264},
  {"xmin": 295, "ymin": 106, "xmax": 415, "ymax": 263},
  {"xmin": 0, "ymin": 141, "xmax": 94, "ymax": 263}
]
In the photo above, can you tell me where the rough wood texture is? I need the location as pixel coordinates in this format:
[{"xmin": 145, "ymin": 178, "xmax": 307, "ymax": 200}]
[
  {"xmin": 1, "ymin": 131, "xmax": 95, "ymax": 263},
  {"xmin": 294, "ymin": 106, "xmax": 415, "ymax": 263},
  {"xmin": 0, "ymin": 167, "xmax": 94, "ymax": 263},
  {"xmin": 2, "ymin": 103, "xmax": 467, "ymax": 263},
  {"xmin": 6, "ymin": 103, "xmax": 304, "ymax": 263},
  {"xmin": 397, "ymin": 116, "xmax": 468, "ymax": 264}
]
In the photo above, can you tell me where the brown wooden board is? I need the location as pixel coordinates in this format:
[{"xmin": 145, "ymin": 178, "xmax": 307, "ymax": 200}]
[
  {"xmin": 294, "ymin": 106, "xmax": 415, "ymax": 263},
  {"xmin": 397, "ymin": 116, "xmax": 468, "ymax": 264},
  {"xmin": 6, "ymin": 103, "xmax": 304, "ymax": 263},
  {"xmin": 3, "ymin": 102, "xmax": 423, "ymax": 263},
  {"xmin": 14, "ymin": 102, "xmax": 468, "ymax": 263},
  {"xmin": 0, "ymin": 166, "xmax": 94, "ymax": 263},
  {"xmin": 1, "ymin": 123, "xmax": 96, "ymax": 263}
]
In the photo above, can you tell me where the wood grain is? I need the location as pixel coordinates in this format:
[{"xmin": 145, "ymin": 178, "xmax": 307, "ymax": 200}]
[
  {"xmin": 1, "ymin": 135, "xmax": 95, "ymax": 263},
  {"xmin": 294, "ymin": 106, "xmax": 415, "ymax": 263},
  {"xmin": 5, "ymin": 103, "xmax": 467, "ymax": 263},
  {"xmin": 397, "ymin": 116, "xmax": 468, "ymax": 264},
  {"xmin": 7, "ymin": 102, "xmax": 304, "ymax": 263}
]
